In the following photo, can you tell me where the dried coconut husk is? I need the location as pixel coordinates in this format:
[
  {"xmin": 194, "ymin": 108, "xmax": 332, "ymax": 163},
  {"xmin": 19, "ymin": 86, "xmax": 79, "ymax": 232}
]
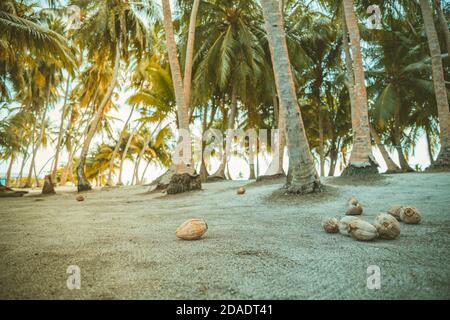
[
  {"xmin": 323, "ymin": 218, "xmax": 339, "ymax": 233},
  {"xmin": 400, "ymin": 206, "xmax": 421, "ymax": 224},
  {"xmin": 237, "ymin": 187, "xmax": 246, "ymax": 195},
  {"xmin": 339, "ymin": 216, "xmax": 359, "ymax": 236},
  {"xmin": 374, "ymin": 213, "xmax": 400, "ymax": 240},
  {"xmin": 348, "ymin": 219, "xmax": 378, "ymax": 241},
  {"xmin": 76, "ymin": 195, "xmax": 85, "ymax": 202},
  {"xmin": 345, "ymin": 203, "xmax": 363, "ymax": 215},
  {"xmin": 387, "ymin": 205, "xmax": 403, "ymax": 221},
  {"xmin": 176, "ymin": 219, "xmax": 208, "ymax": 240}
]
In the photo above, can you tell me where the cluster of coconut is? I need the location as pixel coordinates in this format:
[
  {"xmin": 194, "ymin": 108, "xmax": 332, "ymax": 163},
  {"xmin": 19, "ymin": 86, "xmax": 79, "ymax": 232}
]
[{"xmin": 323, "ymin": 197, "xmax": 421, "ymax": 241}]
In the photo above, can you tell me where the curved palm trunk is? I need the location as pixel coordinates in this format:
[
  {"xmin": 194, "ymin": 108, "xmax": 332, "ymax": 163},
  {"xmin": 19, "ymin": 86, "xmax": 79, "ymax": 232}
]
[
  {"xmin": 420, "ymin": 0, "xmax": 450, "ymax": 170},
  {"xmin": 51, "ymin": 76, "xmax": 71, "ymax": 182},
  {"xmin": 16, "ymin": 151, "xmax": 28, "ymax": 187},
  {"xmin": 369, "ymin": 125, "xmax": 401, "ymax": 173},
  {"xmin": 342, "ymin": 0, "xmax": 377, "ymax": 175},
  {"xmin": 133, "ymin": 133, "xmax": 152, "ymax": 185},
  {"xmin": 77, "ymin": 45, "xmax": 120, "ymax": 192},
  {"xmin": 106, "ymin": 105, "xmax": 135, "ymax": 186},
  {"xmin": 6, "ymin": 153, "xmax": 15, "ymax": 187},
  {"xmin": 260, "ymin": 0, "xmax": 320, "ymax": 194},
  {"xmin": 425, "ymin": 127, "xmax": 434, "ymax": 164},
  {"xmin": 117, "ymin": 127, "xmax": 137, "ymax": 186}
]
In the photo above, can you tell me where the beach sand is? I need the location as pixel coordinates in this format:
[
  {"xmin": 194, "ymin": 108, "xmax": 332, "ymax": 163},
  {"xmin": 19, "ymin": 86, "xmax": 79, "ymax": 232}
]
[{"xmin": 0, "ymin": 172, "xmax": 449, "ymax": 299}]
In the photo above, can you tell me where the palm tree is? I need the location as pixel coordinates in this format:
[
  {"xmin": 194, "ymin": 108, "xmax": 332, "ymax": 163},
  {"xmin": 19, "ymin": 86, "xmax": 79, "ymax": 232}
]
[
  {"xmin": 75, "ymin": 0, "xmax": 149, "ymax": 191},
  {"xmin": 419, "ymin": 0, "xmax": 450, "ymax": 170},
  {"xmin": 341, "ymin": 0, "xmax": 377, "ymax": 175},
  {"xmin": 260, "ymin": 0, "xmax": 320, "ymax": 194},
  {"xmin": 161, "ymin": 0, "xmax": 200, "ymax": 174}
]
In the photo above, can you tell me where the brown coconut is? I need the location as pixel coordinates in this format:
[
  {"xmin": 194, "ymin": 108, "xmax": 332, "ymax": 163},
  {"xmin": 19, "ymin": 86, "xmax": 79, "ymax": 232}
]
[
  {"xmin": 339, "ymin": 216, "xmax": 359, "ymax": 236},
  {"xmin": 373, "ymin": 213, "xmax": 401, "ymax": 240},
  {"xmin": 400, "ymin": 206, "xmax": 421, "ymax": 224},
  {"xmin": 348, "ymin": 219, "xmax": 378, "ymax": 241},
  {"xmin": 323, "ymin": 217, "xmax": 339, "ymax": 233},
  {"xmin": 387, "ymin": 205, "xmax": 403, "ymax": 221},
  {"xmin": 237, "ymin": 187, "xmax": 246, "ymax": 195},
  {"xmin": 76, "ymin": 195, "xmax": 85, "ymax": 202},
  {"xmin": 345, "ymin": 203, "xmax": 363, "ymax": 215},
  {"xmin": 176, "ymin": 218, "xmax": 208, "ymax": 240}
]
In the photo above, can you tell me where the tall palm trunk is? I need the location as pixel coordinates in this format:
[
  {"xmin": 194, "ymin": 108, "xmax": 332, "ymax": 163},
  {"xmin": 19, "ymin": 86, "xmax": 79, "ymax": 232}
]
[
  {"xmin": 260, "ymin": 0, "xmax": 320, "ymax": 194},
  {"xmin": 161, "ymin": 0, "xmax": 200, "ymax": 171},
  {"xmin": 420, "ymin": 0, "xmax": 450, "ymax": 170},
  {"xmin": 26, "ymin": 86, "xmax": 50, "ymax": 188},
  {"xmin": 342, "ymin": 0, "xmax": 377, "ymax": 175},
  {"xmin": 425, "ymin": 127, "xmax": 435, "ymax": 164},
  {"xmin": 370, "ymin": 125, "xmax": 401, "ymax": 173},
  {"xmin": 106, "ymin": 105, "xmax": 135, "ymax": 186},
  {"xmin": 433, "ymin": 0, "xmax": 450, "ymax": 56},
  {"xmin": 77, "ymin": 45, "xmax": 120, "ymax": 192},
  {"xmin": 51, "ymin": 76, "xmax": 71, "ymax": 182}
]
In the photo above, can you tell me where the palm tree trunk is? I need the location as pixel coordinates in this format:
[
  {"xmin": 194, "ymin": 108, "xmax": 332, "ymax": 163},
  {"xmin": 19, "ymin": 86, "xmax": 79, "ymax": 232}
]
[
  {"xmin": 140, "ymin": 161, "xmax": 151, "ymax": 184},
  {"xmin": 106, "ymin": 104, "xmax": 135, "ymax": 186},
  {"xmin": 420, "ymin": 0, "xmax": 450, "ymax": 170},
  {"xmin": 161, "ymin": 0, "xmax": 200, "ymax": 170},
  {"xmin": 117, "ymin": 127, "xmax": 137, "ymax": 186},
  {"xmin": 26, "ymin": 95, "xmax": 50, "ymax": 188},
  {"xmin": 343, "ymin": 0, "xmax": 378, "ymax": 175},
  {"xmin": 6, "ymin": 153, "xmax": 15, "ymax": 187},
  {"xmin": 212, "ymin": 82, "xmax": 238, "ymax": 178},
  {"xmin": 318, "ymin": 112, "xmax": 325, "ymax": 176},
  {"xmin": 392, "ymin": 114, "xmax": 414, "ymax": 172},
  {"xmin": 425, "ymin": 127, "xmax": 435, "ymax": 164},
  {"xmin": 260, "ymin": 0, "xmax": 320, "ymax": 194},
  {"xmin": 51, "ymin": 76, "xmax": 71, "ymax": 182},
  {"xmin": 370, "ymin": 125, "xmax": 401, "ymax": 173},
  {"xmin": 433, "ymin": 0, "xmax": 450, "ymax": 56},
  {"xmin": 77, "ymin": 44, "xmax": 120, "ymax": 192},
  {"xmin": 183, "ymin": 0, "xmax": 201, "ymax": 112},
  {"xmin": 342, "ymin": 0, "xmax": 376, "ymax": 175},
  {"xmin": 60, "ymin": 142, "xmax": 74, "ymax": 186},
  {"xmin": 16, "ymin": 151, "xmax": 28, "ymax": 187}
]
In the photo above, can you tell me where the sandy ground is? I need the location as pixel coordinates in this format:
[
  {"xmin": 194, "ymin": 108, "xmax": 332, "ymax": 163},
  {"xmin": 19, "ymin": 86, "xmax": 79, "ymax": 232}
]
[{"xmin": 0, "ymin": 172, "xmax": 449, "ymax": 300}]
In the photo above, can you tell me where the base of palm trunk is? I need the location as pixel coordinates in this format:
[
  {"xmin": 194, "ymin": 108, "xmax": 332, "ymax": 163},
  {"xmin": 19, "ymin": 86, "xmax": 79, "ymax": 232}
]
[
  {"xmin": 341, "ymin": 158, "xmax": 379, "ymax": 177},
  {"xmin": 42, "ymin": 175, "xmax": 56, "ymax": 195},
  {"xmin": 256, "ymin": 173, "xmax": 285, "ymax": 182},
  {"xmin": 166, "ymin": 173, "xmax": 202, "ymax": 194},
  {"xmin": 285, "ymin": 180, "xmax": 322, "ymax": 194},
  {"xmin": 426, "ymin": 148, "xmax": 450, "ymax": 172},
  {"xmin": 77, "ymin": 183, "xmax": 92, "ymax": 192}
]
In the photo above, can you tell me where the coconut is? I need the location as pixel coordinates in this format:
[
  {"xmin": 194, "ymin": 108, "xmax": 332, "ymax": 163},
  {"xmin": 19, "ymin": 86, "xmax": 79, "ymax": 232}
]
[
  {"xmin": 374, "ymin": 213, "xmax": 401, "ymax": 240},
  {"xmin": 176, "ymin": 218, "xmax": 208, "ymax": 240},
  {"xmin": 237, "ymin": 187, "xmax": 246, "ymax": 195},
  {"xmin": 348, "ymin": 220, "xmax": 378, "ymax": 241},
  {"xmin": 339, "ymin": 216, "xmax": 359, "ymax": 236},
  {"xmin": 323, "ymin": 217, "xmax": 339, "ymax": 233},
  {"xmin": 345, "ymin": 203, "xmax": 363, "ymax": 215},
  {"xmin": 400, "ymin": 206, "xmax": 421, "ymax": 224},
  {"xmin": 348, "ymin": 197, "xmax": 359, "ymax": 206},
  {"xmin": 387, "ymin": 205, "xmax": 403, "ymax": 221},
  {"xmin": 76, "ymin": 195, "xmax": 85, "ymax": 202}
]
